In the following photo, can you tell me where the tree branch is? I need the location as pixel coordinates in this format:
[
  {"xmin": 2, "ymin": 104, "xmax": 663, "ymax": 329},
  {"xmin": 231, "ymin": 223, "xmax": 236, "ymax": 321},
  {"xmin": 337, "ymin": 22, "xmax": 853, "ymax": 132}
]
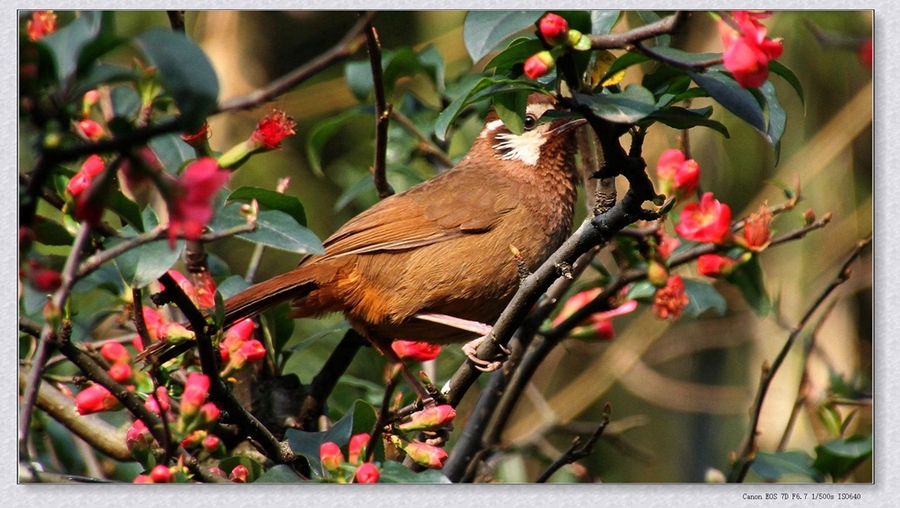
[
  {"xmin": 364, "ymin": 18, "xmax": 395, "ymax": 199},
  {"xmin": 588, "ymin": 11, "xmax": 687, "ymax": 49},
  {"xmin": 535, "ymin": 403, "xmax": 611, "ymax": 483}
]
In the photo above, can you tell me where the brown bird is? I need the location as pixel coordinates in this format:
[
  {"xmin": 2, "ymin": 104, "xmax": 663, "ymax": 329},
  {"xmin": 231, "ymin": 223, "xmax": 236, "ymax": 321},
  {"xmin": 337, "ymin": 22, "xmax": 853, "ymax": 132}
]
[{"xmin": 144, "ymin": 93, "xmax": 584, "ymax": 383}]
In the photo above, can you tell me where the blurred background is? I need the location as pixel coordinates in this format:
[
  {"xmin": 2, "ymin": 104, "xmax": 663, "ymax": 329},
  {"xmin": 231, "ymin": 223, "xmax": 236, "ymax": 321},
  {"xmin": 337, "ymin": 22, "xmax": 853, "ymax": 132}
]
[{"xmin": 68, "ymin": 10, "xmax": 874, "ymax": 482}]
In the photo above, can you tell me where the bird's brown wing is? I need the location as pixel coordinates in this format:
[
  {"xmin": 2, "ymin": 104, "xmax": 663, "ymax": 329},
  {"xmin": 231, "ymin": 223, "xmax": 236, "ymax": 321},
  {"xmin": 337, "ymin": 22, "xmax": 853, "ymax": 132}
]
[{"xmin": 321, "ymin": 168, "xmax": 519, "ymax": 258}]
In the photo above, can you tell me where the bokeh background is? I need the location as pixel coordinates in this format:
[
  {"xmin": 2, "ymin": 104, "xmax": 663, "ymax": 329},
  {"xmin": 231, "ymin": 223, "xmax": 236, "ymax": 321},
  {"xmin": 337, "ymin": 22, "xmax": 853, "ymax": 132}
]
[{"xmin": 27, "ymin": 10, "xmax": 873, "ymax": 483}]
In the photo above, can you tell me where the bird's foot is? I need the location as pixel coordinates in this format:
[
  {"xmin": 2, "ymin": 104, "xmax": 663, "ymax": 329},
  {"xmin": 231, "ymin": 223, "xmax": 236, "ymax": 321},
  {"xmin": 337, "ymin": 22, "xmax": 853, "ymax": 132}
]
[{"xmin": 461, "ymin": 335, "xmax": 510, "ymax": 372}]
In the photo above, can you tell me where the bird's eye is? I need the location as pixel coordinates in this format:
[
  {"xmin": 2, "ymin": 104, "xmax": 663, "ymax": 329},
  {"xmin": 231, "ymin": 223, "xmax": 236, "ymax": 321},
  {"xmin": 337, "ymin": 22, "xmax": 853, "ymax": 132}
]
[{"xmin": 523, "ymin": 114, "xmax": 537, "ymax": 131}]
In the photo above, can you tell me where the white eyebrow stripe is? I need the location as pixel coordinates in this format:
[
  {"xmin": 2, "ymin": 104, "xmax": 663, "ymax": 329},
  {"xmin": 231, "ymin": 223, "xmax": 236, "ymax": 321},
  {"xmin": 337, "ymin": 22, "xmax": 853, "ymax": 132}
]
[{"xmin": 479, "ymin": 119, "xmax": 505, "ymax": 138}]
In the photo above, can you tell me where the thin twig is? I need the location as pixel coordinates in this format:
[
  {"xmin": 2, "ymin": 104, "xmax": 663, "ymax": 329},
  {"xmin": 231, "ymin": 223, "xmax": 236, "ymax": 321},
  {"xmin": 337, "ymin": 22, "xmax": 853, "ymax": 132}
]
[
  {"xmin": 216, "ymin": 12, "xmax": 374, "ymax": 113},
  {"xmin": 727, "ymin": 235, "xmax": 872, "ymax": 483},
  {"xmin": 535, "ymin": 403, "xmax": 611, "ymax": 483},
  {"xmin": 19, "ymin": 223, "xmax": 93, "ymax": 469},
  {"xmin": 364, "ymin": 18, "xmax": 395, "ymax": 199},
  {"xmin": 366, "ymin": 368, "xmax": 400, "ymax": 464},
  {"xmin": 588, "ymin": 12, "xmax": 686, "ymax": 49},
  {"xmin": 390, "ymin": 109, "xmax": 455, "ymax": 169}
]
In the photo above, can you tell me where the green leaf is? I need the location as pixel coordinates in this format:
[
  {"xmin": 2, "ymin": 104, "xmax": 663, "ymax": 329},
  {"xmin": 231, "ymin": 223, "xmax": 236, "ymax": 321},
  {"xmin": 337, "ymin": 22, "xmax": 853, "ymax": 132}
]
[
  {"xmin": 626, "ymin": 280, "xmax": 657, "ymax": 301},
  {"xmin": 724, "ymin": 254, "xmax": 770, "ymax": 316},
  {"xmin": 434, "ymin": 77, "xmax": 544, "ymax": 140},
  {"xmin": 38, "ymin": 11, "xmax": 104, "ymax": 85},
  {"xmin": 217, "ymin": 275, "xmax": 251, "ymax": 300},
  {"xmin": 285, "ymin": 400, "xmax": 379, "ymax": 475},
  {"xmin": 681, "ymin": 278, "xmax": 727, "ymax": 318},
  {"xmin": 344, "ymin": 59, "xmax": 373, "ymax": 102},
  {"xmin": 227, "ymin": 187, "xmax": 308, "ymax": 226},
  {"xmin": 110, "ymin": 85, "xmax": 141, "ymax": 119},
  {"xmin": 463, "ymin": 11, "xmax": 543, "ymax": 63},
  {"xmin": 758, "ymin": 80, "xmax": 787, "ymax": 152},
  {"xmin": 751, "ymin": 450, "xmax": 823, "ymax": 482},
  {"xmin": 219, "ymin": 456, "xmax": 264, "ymax": 483},
  {"xmin": 33, "ymin": 216, "xmax": 75, "ymax": 246},
  {"xmin": 305, "ymin": 107, "xmax": 369, "ymax": 177},
  {"xmin": 687, "ymin": 69, "xmax": 766, "ymax": 135},
  {"xmin": 484, "ymin": 37, "xmax": 544, "ymax": 74},
  {"xmin": 591, "ymin": 10, "xmax": 621, "ymax": 35},
  {"xmin": 492, "ymin": 91, "xmax": 527, "ymax": 135},
  {"xmin": 379, "ymin": 461, "xmax": 452, "ymax": 483},
  {"xmin": 334, "ymin": 174, "xmax": 376, "ymax": 212},
  {"xmin": 576, "ymin": 85, "xmax": 656, "ymax": 124},
  {"xmin": 256, "ymin": 464, "xmax": 306, "ymax": 483},
  {"xmin": 768, "ymin": 60, "xmax": 805, "ymax": 106},
  {"xmin": 812, "ymin": 435, "xmax": 872, "ymax": 480},
  {"xmin": 600, "ymin": 52, "xmax": 651, "ymax": 86},
  {"xmin": 72, "ymin": 63, "xmax": 136, "ymax": 99},
  {"xmin": 637, "ymin": 11, "xmax": 669, "ymax": 47},
  {"xmin": 148, "ymin": 134, "xmax": 193, "ymax": 174},
  {"xmin": 107, "ymin": 189, "xmax": 145, "ymax": 232},
  {"xmin": 417, "ymin": 44, "xmax": 446, "ymax": 93},
  {"xmin": 113, "ymin": 209, "xmax": 183, "ymax": 288},
  {"xmin": 651, "ymin": 47, "xmax": 721, "ymax": 64},
  {"xmin": 643, "ymin": 106, "xmax": 730, "ymax": 137},
  {"xmin": 207, "ymin": 202, "xmax": 324, "ymax": 255},
  {"xmin": 133, "ymin": 29, "xmax": 219, "ymax": 131}
]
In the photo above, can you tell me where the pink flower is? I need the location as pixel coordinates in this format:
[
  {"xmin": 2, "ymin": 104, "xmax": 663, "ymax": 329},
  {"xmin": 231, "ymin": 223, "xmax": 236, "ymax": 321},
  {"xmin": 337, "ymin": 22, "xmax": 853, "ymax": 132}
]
[
  {"xmin": 348, "ymin": 433, "xmax": 370, "ymax": 464},
  {"xmin": 108, "ymin": 362, "xmax": 132, "ymax": 383},
  {"xmin": 719, "ymin": 11, "xmax": 784, "ymax": 88},
  {"xmin": 355, "ymin": 462, "xmax": 380, "ymax": 484},
  {"xmin": 539, "ymin": 13, "xmax": 569, "ymax": 46},
  {"xmin": 181, "ymin": 372, "xmax": 210, "ymax": 415},
  {"xmin": 229, "ymin": 465, "xmax": 249, "ymax": 483},
  {"xmin": 250, "ymin": 110, "xmax": 296, "ymax": 151},
  {"xmin": 203, "ymin": 434, "xmax": 222, "ymax": 452},
  {"xmin": 653, "ymin": 274, "xmax": 689, "ymax": 321},
  {"xmin": 697, "ymin": 254, "xmax": 739, "ymax": 278},
  {"xmin": 524, "ymin": 51, "xmax": 554, "ymax": 79},
  {"xmin": 81, "ymin": 154, "xmax": 105, "ymax": 177},
  {"xmin": 552, "ymin": 289, "xmax": 637, "ymax": 341},
  {"xmin": 26, "ymin": 260, "xmax": 61, "ymax": 292},
  {"xmin": 675, "ymin": 192, "xmax": 732, "ymax": 244},
  {"xmin": 320, "ymin": 441, "xmax": 344, "ymax": 472},
  {"xmin": 132, "ymin": 474, "xmax": 153, "ymax": 484},
  {"xmin": 100, "ymin": 341, "xmax": 131, "ymax": 364},
  {"xmin": 140, "ymin": 306, "xmax": 163, "ymax": 344},
  {"xmin": 220, "ymin": 318, "xmax": 256, "ymax": 361},
  {"xmin": 157, "ymin": 322, "xmax": 194, "ymax": 343},
  {"xmin": 166, "ymin": 157, "xmax": 230, "ymax": 248},
  {"xmin": 126, "ymin": 419, "xmax": 152, "ymax": 452},
  {"xmin": 656, "ymin": 149, "xmax": 700, "ymax": 202},
  {"xmin": 227, "ymin": 340, "xmax": 267, "ymax": 371},
  {"xmin": 399, "ymin": 405, "xmax": 457, "ymax": 432},
  {"xmin": 74, "ymin": 384, "xmax": 121, "ymax": 415},
  {"xmin": 391, "ymin": 340, "xmax": 441, "ymax": 362},
  {"xmin": 26, "ymin": 11, "xmax": 57, "ymax": 41},
  {"xmin": 144, "ymin": 386, "xmax": 170, "ymax": 415},
  {"xmin": 198, "ymin": 402, "xmax": 221, "ymax": 426},
  {"xmin": 66, "ymin": 171, "xmax": 92, "ymax": 197}
]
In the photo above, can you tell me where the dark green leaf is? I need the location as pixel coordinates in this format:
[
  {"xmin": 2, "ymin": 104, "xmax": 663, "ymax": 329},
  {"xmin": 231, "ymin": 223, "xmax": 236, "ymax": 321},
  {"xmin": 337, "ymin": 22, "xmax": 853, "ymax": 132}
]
[
  {"xmin": 600, "ymin": 52, "xmax": 651, "ymax": 86},
  {"xmin": 106, "ymin": 189, "xmax": 145, "ymax": 232},
  {"xmin": 644, "ymin": 106, "xmax": 730, "ymax": 137},
  {"xmin": 758, "ymin": 80, "xmax": 787, "ymax": 152},
  {"xmin": 227, "ymin": 187, "xmax": 307, "ymax": 226},
  {"xmin": 38, "ymin": 11, "xmax": 104, "ymax": 85},
  {"xmin": 492, "ymin": 91, "xmax": 527, "ymax": 135},
  {"xmin": 463, "ymin": 11, "xmax": 543, "ymax": 63},
  {"xmin": 110, "ymin": 85, "xmax": 141, "ymax": 119},
  {"xmin": 148, "ymin": 133, "xmax": 193, "ymax": 173},
  {"xmin": 379, "ymin": 461, "xmax": 452, "ymax": 483},
  {"xmin": 113, "ymin": 209, "xmax": 183, "ymax": 288},
  {"xmin": 725, "ymin": 254, "xmax": 770, "ymax": 316},
  {"xmin": 263, "ymin": 302, "xmax": 296, "ymax": 357},
  {"xmin": 626, "ymin": 280, "xmax": 657, "ymax": 301},
  {"xmin": 576, "ymin": 85, "xmax": 656, "ymax": 123},
  {"xmin": 682, "ymin": 278, "xmax": 727, "ymax": 318},
  {"xmin": 812, "ymin": 435, "xmax": 872, "ymax": 480},
  {"xmin": 417, "ymin": 44, "xmax": 446, "ymax": 93},
  {"xmin": 687, "ymin": 70, "xmax": 766, "ymax": 134},
  {"xmin": 285, "ymin": 400, "xmax": 379, "ymax": 475},
  {"xmin": 591, "ymin": 10, "xmax": 621, "ymax": 35},
  {"xmin": 435, "ymin": 77, "xmax": 544, "ymax": 140},
  {"xmin": 133, "ymin": 29, "xmax": 219, "ymax": 131},
  {"xmin": 344, "ymin": 59, "xmax": 373, "ymax": 102},
  {"xmin": 72, "ymin": 63, "xmax": 136, "ymax": 98},
  {"xmin": 306, "ymin": 107, "xmax": 369, "ymax": 177},
  {"xmin": 207, "ymin": 202, "xmax": 324, "ymax": 255},
  {"xmin": 637, "ymin": 11, "xmax": 669, "ymax": 47},
  {"xmin": 768, "ymin": 60, "xmax": 805, "ymax": 106},
  {"xmin": 217, "ymin": 275, "xmax": 251, "ymax": 300},
  {"xmin": 33, "ymin": 215, "xmax": 75, "ymax": 246},
  {"xmin": 752, "ymin": 450, "xmax": 823, "ymax": 482},
  {"xmin": 72, "ymin": 263, "xmax": 123, "ymax": 295},
  {"xmin": 334, "ymin": 174, "xmax": 376, "ymax": 212},
  {"xmin": 651, "ymin": 47, "xmax": 721, "ymax": 64},
  {"xmin": 256, "ymin": 464, "xmax": 306, "ymax": 483},
  {"xmin": 484, "ymin": 37, "xmax": 544, "ymax": 74}
]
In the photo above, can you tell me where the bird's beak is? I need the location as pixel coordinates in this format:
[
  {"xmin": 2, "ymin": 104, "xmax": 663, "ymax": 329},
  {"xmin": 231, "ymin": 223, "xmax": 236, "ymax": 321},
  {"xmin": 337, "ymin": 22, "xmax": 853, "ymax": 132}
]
[{"xmin": 544, "ymin": 117, "xmax": 588, "ymax": 138}]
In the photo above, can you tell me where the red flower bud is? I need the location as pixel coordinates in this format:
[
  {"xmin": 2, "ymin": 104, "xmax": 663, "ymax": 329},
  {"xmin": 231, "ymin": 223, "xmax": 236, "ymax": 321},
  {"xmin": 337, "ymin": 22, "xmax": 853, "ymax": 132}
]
[
  {"xmin": 320, "ymin": 441, "xmax": 344, "ymax": 472},
  {"xmin": 355, "ymin": 462, "xmax": 380, "ymax": 484},
  {"xmin": 653, "ymin": 274, "xmax": 689, "ymax": 321},
  {"xmin": 108, "ymin": 362, "xmax": 132, "ymax": 383},
  {"xmin": 675, "ymin": 192, "xmax": 732, "ymax": 244},
  {"xmin": 523, "ymin": 51, "xmax": 555, "ymax": 79},
  {"xmin": 140, "ymin": 306, "xmax": 163, "ymax": 343},
  {"xmin": 199, "ymin": 402, "xmax": 221, "ymax": 426},
  {"xmin": 203, "ymin": 434, "xmax": 222, "ymax": 452},
  {"xmin": 181, "ymin": 373, "xmax": 210, "ymax": 415},
  {"xmin": 348, "ymin": 433, "xmax": 370, "ymax": 464},
  {"xmin": 150, "ymin": 465, "xmax": 172, "ymax": 483},
  {"xmin": 391, "ymin": 340, "xmax": 441, "ymax": 362},
  {"xmin": 29, "ymin": 265, "xmax": 62, "ymax": 292},
  {"xmin": 697, "ymin": 254, "xmax": 739, "ymax": 278},
  {"xmin": 250, "ymin": 109, "xmax": 297, "ymax": 151},
  {"xmin": 100, "ymin": 341, "xmax": 131, "ymax": 364},
  {"xmin": 132, "ymin": 474, "xmax": 153, "ymax": 484},
  {"xmin": 126, "ymin": 419, "xmax": 152, "ymax": 452},
  {"xmin": 144, "ymin": 386, "xmax": 170, "ymax": 415},
  {"xmin": 81, "ymin": 154, "xmax": 105, "ymax": 177},
  {"xmin": 66, "ymin": 171, "xmax": 92, "ymax": 197},
  {"xmin": 656, "ymin": 149, "xmax": 700, "ymax": 202},
  {"xmin": 539, "ymin": 13, "xmax": 569, "ymax": 46},
  {"xmin": 398, "ymin": 440, "xmax": 448, "ymax": 469},
  {"xmin": 399, "ymin": 404, "xmax": 457, "ymax": 432},
  {"xmin": 74, "ymin": 384, "xmax": 121, "ymax": 415},
  {"xmin": 157, "ymin": 322, "xmax": 195, "ymax": 343},
  {"xmin": 78, "ymin": 119, "xmax": 104, "ymax": 141},
  {"xmin": 646, "ymin": 260, "xmax": 670, "ymax": 287},
  {"xmin": 229, "ymin": 465, "xmax": 249, "ymax": 483},
  {"xmin": 83, "ymin": 90, "xmax": 100, "ymax": 108}
]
